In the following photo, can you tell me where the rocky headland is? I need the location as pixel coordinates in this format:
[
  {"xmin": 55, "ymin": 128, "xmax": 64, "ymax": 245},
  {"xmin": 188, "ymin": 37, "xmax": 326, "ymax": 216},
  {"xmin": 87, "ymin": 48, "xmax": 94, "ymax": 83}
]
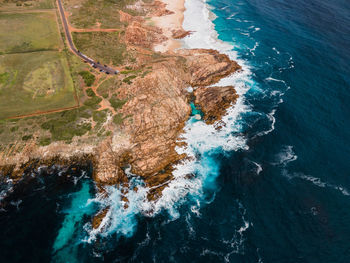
[{"xmin": 0, "ymin": 0, "xmax": 241, "ymax": 226}]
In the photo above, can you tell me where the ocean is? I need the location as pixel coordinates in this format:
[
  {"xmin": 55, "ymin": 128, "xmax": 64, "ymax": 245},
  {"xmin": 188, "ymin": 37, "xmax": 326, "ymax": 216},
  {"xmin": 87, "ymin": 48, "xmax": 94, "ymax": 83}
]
[{"xmin": 1, "ymin": 0, "xmax": 350, "ymax": 262}]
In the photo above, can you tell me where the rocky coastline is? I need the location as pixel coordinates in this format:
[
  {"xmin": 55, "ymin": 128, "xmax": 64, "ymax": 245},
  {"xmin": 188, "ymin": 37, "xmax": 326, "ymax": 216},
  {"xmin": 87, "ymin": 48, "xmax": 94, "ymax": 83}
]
[{"xmin": 0, "ymin": 0, "xmax": 241, "ymax": 227}]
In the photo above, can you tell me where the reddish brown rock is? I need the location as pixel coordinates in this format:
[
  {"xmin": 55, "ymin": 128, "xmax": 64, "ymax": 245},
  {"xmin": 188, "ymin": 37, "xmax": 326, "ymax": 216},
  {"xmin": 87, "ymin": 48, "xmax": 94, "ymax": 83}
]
[
  {"xmin": 119, "ymin": 10, "xmax": 143, "ymax": 24},
  {"xmin": 124, "ymin": 21, "xmax": 167, "ymax": 49},
  {"xmin": 92, "ymin": 207, "xmax": 109, "ymax": 229},
  {"xmin": 172, "ymin": 29, "xmax": 192, "ymax": 39},
  {"xmin": 151, "ymin": 0, "xmax": 174, "ymax": 16},
  {"xmin": 177, "ymin": 49, "xmax": 241, "ymax": 86},
  {"xmin": 194, "ymin": 86, "xmax": 239, "ymax": 125}
]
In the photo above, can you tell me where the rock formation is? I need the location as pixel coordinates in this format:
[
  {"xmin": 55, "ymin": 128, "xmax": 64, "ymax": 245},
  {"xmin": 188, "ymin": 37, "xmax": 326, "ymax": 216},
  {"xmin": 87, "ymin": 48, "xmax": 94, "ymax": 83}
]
[
  {"xmin": 0, "ymin": 0, "xmax": 243, "ymax": 229},
  {"xmin": 194, "ymin": 86, "xmax": 239, "ymax": 125}
]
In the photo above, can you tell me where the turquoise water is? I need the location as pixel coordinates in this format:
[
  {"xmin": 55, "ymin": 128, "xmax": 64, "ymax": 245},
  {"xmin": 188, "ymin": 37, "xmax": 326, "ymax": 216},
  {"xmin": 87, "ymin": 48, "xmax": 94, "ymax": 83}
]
[
  {"xmin": 52, "ymin": 179, "xmax": 95, "ymax": 263},
  {"xmin": 1, "ymin": 0, "xmax": 350, "ymax": 261}
]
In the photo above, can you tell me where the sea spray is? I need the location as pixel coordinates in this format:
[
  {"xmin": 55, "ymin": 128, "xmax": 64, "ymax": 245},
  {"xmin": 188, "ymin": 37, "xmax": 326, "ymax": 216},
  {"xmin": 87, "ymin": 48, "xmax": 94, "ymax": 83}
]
[{"xmin": 84, "ymin": 0, "xmax": 255, "ymax": 241}]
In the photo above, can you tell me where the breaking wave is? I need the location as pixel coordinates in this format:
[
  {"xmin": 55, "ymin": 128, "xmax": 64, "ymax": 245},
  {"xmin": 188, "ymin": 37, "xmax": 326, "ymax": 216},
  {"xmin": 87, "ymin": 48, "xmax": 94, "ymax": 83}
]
[
  {"xmin": 82, "ymin": 0, "xmax": 255, "ymax": 241},
  {"xmin": 276, "ymin": 146, "xmax": 350, "ymax": 197},
  {"xmin": 83, "ymin": 0, "xmax": 292, "ymax": 242}
]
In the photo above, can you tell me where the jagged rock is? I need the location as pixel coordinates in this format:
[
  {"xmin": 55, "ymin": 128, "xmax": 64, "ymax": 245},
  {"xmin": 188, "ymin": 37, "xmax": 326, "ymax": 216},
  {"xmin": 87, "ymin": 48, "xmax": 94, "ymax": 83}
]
[
  {"xmin": 194, "ymin": 86, "xmax": 239, "ymax": 125},
  {"xmin": 124, "ymin": 21, "xmax": 168, "ymax": 49},
  {"xmin": 119, "ymin": 10, "xmax": 143, "ymax": 24},
  {"xmin": 172, "ymin": 29, "xmax": 192, "ymax": 39},
  {"xmin": 177, "ymin": 49, "xmax": 241, "ymax": 86}
]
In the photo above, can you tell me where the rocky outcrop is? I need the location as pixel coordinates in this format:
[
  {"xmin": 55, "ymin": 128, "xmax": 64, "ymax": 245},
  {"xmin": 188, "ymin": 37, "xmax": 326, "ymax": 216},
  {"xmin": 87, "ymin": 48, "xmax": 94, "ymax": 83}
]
[
  {"xmin": 194, "ymin": 86, "xmax": 239, "ymax": 125},
  {"xmin": 119, "ymin": 10, "xmax": 143, "ymax": 24},
  {"xmin": 177, "ymin": 49, "xmax": 241, "ymax": 86},
  {"xmin": 91, "ymin": 49, "xmax": 241, "ymax": 198},
  {"xmin": 172, "ymin": 29, "xmax": 192, "ymax": 39},
  {"xmin": 150, "ymin": 0, "xmax": 174, "ymax": 16},
  {"xmin": 0, "ymin": 0, "xmax": 243, "ymax": 226},
  {"xmin": 124, "ymin": 21, "xmax": 167, "ymax": 49}
]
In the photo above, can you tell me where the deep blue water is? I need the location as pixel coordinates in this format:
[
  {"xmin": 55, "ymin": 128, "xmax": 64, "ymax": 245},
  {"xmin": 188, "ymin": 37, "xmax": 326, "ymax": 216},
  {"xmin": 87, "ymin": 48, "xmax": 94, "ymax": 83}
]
[{"xmin": 1, "ymin": 0, "xmax": 350, "ymax": 262}]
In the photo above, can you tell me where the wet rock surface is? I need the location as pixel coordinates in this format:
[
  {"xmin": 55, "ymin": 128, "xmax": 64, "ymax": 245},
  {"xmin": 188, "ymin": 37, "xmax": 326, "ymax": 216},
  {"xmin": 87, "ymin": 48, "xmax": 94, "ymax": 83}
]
[
  {"xmin": 0, "ymin": 1, "xmax": 242, "ymax": 220},
  {"xmin": 194, "ymin": 86, "xmax": 239, "ymax": 125}
]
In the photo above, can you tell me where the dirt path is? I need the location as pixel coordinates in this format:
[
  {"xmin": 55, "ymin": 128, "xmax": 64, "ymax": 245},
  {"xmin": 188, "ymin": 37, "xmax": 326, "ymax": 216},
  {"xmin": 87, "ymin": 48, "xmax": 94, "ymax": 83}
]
[
  {"xmin": 85, "ymin": 75, "xmax": 116, "ymax": 114},
  {"xmin": 70, "ymin": 27, "xmax": 120, "ymax": 33},
  {"xmin": 6, "ymin": 106, "xmax": 80, "ymax": 120}
]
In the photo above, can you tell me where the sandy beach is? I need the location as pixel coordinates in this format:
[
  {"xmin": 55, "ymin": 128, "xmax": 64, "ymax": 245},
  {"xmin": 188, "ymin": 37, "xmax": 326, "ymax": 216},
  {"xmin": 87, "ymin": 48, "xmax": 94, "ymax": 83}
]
[{"xmin": 151, "ymin": 0, "xmax": 186, "ymax": 52}]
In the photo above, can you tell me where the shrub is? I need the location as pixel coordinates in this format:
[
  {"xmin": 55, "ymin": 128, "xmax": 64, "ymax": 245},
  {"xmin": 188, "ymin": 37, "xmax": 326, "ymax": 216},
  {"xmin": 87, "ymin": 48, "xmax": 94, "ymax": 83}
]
[
  {"xmin": 85, "ymin": 88, "xmax": 96, "ymax": 97},
  {"xmin": 109, "ymin": 95, "xmax": 126, "ymax": 111},
  {"xmin": 84, "ymin": 96, "xmax": 102, "ymax": 109},
  {"xmin": 39, "ymin": 137, "xmax": 51, "ymax": 146},
  {"xmin": 10, "ymin": 126, "xmax": 18, "ymax": 132},
  {"xmin": 40, "ymin": 110, "xmax": 92, "ymax": 142},
  {"xmin": 113, "ymin": 113, "xmax": 124, "ymax": 125},
  {"xmin": 79, "ymin": 71, "xmax": 95, "ymax": 87},
  {"xmin": 122, "ymin": 75, "xmax": 137, "ymax": 84},
  {"xmin": 92, "ymin": 110, "xmax": 107, "ymax": 123},
  {"xmin": 22, "ymin": 134, "xmax": 33, "ymax": 141}
]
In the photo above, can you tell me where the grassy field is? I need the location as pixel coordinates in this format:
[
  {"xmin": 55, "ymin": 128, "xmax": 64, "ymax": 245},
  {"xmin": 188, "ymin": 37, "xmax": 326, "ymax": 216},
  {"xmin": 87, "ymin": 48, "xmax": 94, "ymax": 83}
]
[
  {"xmin": 0, "ymin": 51, "xmax": 76, "ymax": 119},
  {"xmin": 97, "ymin": 77, "xmax": 118, "ymax": 98},
  {"xmin": 63, "ymin": 0, "xmax": 144, "ymax": 29},
  {"xmin": 73, "ymin": 32, "xmax": 129, "ymax": 66},
  {"xmin": 0, "ymin": 12, "xmax": 62, "ymax": 54},
  {"xmin": 0, "ymin": 0, "xmax": 55, "ymax": 10}
]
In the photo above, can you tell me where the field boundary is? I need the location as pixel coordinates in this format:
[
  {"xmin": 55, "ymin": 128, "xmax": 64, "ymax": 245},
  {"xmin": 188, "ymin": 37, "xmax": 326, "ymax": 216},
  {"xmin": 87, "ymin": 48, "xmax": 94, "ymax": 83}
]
[
  {"xmin": 0, "ymin": 5, "xmax": 81, "ymax": 120},
  {"xmin": 5, "ymin": 105, "xmax": 80, "ymax": 120}
]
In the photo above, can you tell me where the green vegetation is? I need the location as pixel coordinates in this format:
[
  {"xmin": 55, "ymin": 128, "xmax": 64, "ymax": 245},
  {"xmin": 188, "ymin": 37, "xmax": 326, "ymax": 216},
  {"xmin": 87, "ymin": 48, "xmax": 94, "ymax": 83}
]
[
  {"xmin": 0, "ymin": 12, "xmax": 62, "ymax": 54},
  {"xmin": 10, "ymin": 126, "xmax": 18, "ymax": 132},
  {"xmin": 97, "ymin": 77, "xmax": 118, "ymax": 98},
  {"xmin": 109, "ymin": 95, "xmax": 127, "ymax": 111},
  {"xmin": 84, "ymin": 96, "xmax": 102, "ymax": 109},
  {"xmin": 0, "ymin": 0, "xmax": 54, "ymax": 10},
  {"xmin": 22, "ymin": 134, "xmax": 33, "ymax": 141},
  {"xmin": 141, "ymin": 70, "xmax": 152, "ymax": 78},
  {"xmin": 92, "ymin": 109, "xmax": 108, "ymax": 123},
  {"xmin": 73, "ymin": 32, "xmax": 128, "ymax": 66},
  {"xmin": 0, "ymin": 51, "xmax": 76, "ymax": 119},
  {"xmin": 39, "ymin": 137, "xmax": 51, "ymax": 146},
  {"xmin": 41, "ymin": 109, "xmax": 92, "ymax": 142},
  {"xmin": 79, "ymin": 71, "xmax": 95, "ymax": 87},
  {"xmin": 85, "ymin": 87, "xmax": 95, "ymax": 97},
  {"xmin": 66, "ymin": 0, "xmax": 145, "ymax": 29},
  {"xmin": 120, "ymin": 69, "xmax": 142, "ymax": 75},
  {"xmin": 113, "ymin": 113, "xmax": 124, "ymax": 125},
  {"xmin": 122, "ymin": 75, "xmax": 137, "ymax": 84}
]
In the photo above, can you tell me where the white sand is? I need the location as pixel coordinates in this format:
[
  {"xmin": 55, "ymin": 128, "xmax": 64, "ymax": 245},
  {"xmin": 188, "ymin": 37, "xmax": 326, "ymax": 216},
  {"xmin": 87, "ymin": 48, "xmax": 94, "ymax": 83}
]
[{"xmin": 151, "ymin": 0, "xmax": 186, "ymax": 53}]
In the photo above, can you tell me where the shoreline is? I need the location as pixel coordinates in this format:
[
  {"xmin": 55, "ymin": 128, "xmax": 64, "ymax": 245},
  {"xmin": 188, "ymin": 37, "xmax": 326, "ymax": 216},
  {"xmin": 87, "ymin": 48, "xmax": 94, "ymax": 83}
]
[
  {"xmin": 151, "ymin": 0, "xmax": 186, "ymax": 53},
  {"xmin": 0, "ymin": 0, "xmax": 243, "ymax": 238}
]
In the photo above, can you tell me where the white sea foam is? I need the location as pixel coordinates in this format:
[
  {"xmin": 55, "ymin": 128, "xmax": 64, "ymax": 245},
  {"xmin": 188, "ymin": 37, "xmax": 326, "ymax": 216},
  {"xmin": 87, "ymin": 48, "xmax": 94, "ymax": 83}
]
[
  {"xmin": 222, "ymin": 202, "xmax": 250, "ymax": 260},
  {"xmin": 252, "ymin": 161, "xmax": 263, "ymax": 175},
  {"xmin": 227, "ymin": 12, "xmax": 238, "ymax": 19},
  {"xmin": 286, "ymin": 172, "xmax": 350, "ymax": 197},
  {"xmin": 276, "ymin": 146, "xmax": 350, "ymax": 197},
  {"xmin": 274, "ymin": 145, "xmax": 298, "ymax": 166},
  {"xmin": 85, "ymin": 0, "xmax": 255, "ymax": 241}
]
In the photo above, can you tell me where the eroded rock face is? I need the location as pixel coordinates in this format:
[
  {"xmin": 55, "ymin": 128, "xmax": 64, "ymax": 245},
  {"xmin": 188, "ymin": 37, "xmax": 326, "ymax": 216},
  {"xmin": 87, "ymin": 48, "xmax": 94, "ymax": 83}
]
[
  {"xmin": 124, "ymin": 21, "xmax": 167, "ymax": 49},
  {"xmin": 177, "ymin": 49, "xmax": 241, "ymax": 86},
  {"xmin": 92, "ymin": 49, "xmax": 241, "ymax": 193},
  {"xmin": 120, "ymin": 59, "xmax": 190, "ymax": 179},
  {"xmin": 150, "ymin": 0, "xmax": 174, "ymax": 16},
  {"xmin": 0, "ymin": 1, "xmax": 242, "ymax": 217},
  {"xmin": 119, "ymin": 10, "xmax": 143, "ymax": 24},
  {"xmin": 194, "ymin": 86, "xmax": 239, "ymax": 125},
  {"xmin": 172, "ymin": 29, "xmax": 192, "ymax": 39}
]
